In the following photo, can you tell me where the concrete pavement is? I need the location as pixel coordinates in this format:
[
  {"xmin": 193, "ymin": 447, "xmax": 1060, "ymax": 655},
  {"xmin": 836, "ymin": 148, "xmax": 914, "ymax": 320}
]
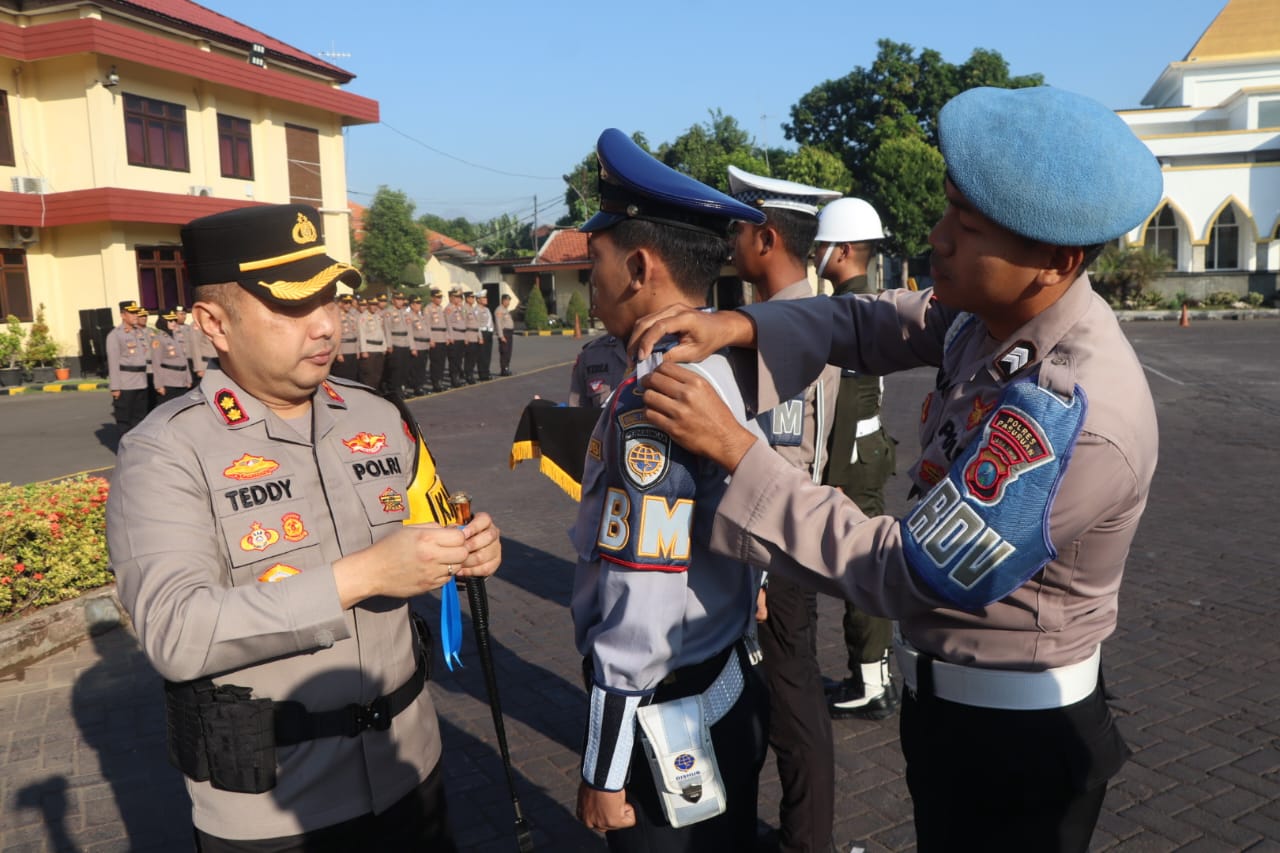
[{"xmin": 2, "ymin": 323, "xmax": 1279, "ymax": 851}]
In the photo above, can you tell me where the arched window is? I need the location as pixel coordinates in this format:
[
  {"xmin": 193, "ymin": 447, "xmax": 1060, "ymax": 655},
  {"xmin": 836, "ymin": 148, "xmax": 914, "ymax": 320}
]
[
  {"xmin": 1206, "ymin": 207, "xmax": 1239, "ymax": 270},
  {"xmin": 1144, "ymin": 206, "xmax": 1179, "ymax": 266}
]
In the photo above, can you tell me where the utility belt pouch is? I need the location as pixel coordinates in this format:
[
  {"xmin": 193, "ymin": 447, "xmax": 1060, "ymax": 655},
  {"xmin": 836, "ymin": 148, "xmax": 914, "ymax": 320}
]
[
  {"xmin": 635, "ymin": 695, "xmax": 727, "ymax": 828},
  {"xmin": 163, "ymin": 679, "xmax": 278, "ymax": 794},
  {"xmin": 164, "ymin": 679, "xmax": 213, "ymax": 782},
  {"xmin": 201, "ymin": 685, "xmax": 278, "ymax": 794}
]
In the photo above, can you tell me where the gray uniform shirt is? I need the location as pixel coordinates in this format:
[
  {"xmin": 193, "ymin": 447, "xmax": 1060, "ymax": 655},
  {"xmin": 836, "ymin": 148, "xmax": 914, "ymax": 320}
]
[
  {"xmin": 357, "ymin": 311, "xmax": 385, "ymax": 353},
  {"xmin": 568, "ymin": 335, "xmax": 630, "ymax": 407},
  {"xmin": 711, "ymin": 276, "xmax": 1158, "ymax": 671},
  {"xmin": 106, "ymin": 324, "xmax": 150, "ymax": 390},
  {"xmin": 494, "ymin": 305, "xmax": 514, "ymax": 336},
  {"xmin": 151, "ymin": 331, "xmax": 192, "ymax": 390},
  {"xmin": 106, "ymin": 368, "xmax": 440, "ymax": 839}
]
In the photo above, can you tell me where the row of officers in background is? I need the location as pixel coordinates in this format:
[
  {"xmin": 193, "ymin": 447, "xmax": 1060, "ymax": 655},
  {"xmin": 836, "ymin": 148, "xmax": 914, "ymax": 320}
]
[
  {"xmin": 104, "ymin": 287, "xmax": 517, "ymax": 436},
  {"xmin": 329, "ymin": 287, "xmax": 514, "ymax": 398}
]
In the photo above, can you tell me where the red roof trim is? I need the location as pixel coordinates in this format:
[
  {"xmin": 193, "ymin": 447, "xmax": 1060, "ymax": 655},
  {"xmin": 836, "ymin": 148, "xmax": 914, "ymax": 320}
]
[
  {"xmin": 2, "ymin": 188, "xmax": 262, "ymax": 228},
  {"xmin": 0, "ymin": 19, "xmax": 378, "ymax": 125}
]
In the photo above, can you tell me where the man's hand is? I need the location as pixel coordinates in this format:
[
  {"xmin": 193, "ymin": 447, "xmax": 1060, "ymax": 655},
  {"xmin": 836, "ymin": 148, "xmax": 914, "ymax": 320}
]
[
  {"xmin": 455, "ymin": 511, "xmax": 502, "ymax": 579},
  {"xmin": 577, "ymin": 782, "xmax": 636, "ymax": 832},
  {"xmin": 627, "ymin": 305, "xmax": 757, "ymax": 364},
  {"xmin": 112, "ymin": 390, "xmax": 121, "ymax": 399},
  {"xmin": 756, "ymin": 587, "xmax": 768, "ymax": 622},
  {"xmin": 641, "ymin": 363, "xmax": 757, "ymax": 472},
  {"xmin": 333, "ymin": 523, "xmax": 468, "ymax": 608}
]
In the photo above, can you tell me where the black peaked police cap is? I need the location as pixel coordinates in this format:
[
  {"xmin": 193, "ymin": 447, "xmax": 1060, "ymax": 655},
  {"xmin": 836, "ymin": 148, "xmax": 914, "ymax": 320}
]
[{"xmin": 181, "ymin": 204, "xmax": 362, "ymax": 305}]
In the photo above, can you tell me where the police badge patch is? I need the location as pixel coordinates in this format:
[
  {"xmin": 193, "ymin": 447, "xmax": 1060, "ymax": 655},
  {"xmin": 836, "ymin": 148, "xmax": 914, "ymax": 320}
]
[{"xmin": 622, "ymin": 425, "xmax": 671, "ymax": 490}]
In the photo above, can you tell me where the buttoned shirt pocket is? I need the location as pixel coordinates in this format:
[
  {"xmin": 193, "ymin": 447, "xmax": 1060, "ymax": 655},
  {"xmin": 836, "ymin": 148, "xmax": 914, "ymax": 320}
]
[{"xmin": 218, "ymin": 496, "xmax": 322, "ymax": 586}]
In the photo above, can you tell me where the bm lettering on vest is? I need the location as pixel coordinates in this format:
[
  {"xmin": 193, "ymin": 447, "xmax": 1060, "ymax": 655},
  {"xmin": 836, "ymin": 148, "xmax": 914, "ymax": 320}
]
[
  {"xmin": 904, "ymin": 480, "xmax": 1016, "ymax": 589},
  {"xmin": 352, "ymin": 455, "xmax": 403, "ymax": 481},
  {"xmin": 596, "ymin": 487, "xmax": 692, "ymax": 561},
  {"xmin": 224, "ymin": 479, "xmax": 293, "ymax": 512}
]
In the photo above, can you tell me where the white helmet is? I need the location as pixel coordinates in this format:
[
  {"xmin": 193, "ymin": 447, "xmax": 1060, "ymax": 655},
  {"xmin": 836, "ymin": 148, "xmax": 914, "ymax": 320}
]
[{"xmin": 814, "ymin": 197, "xmax": 884, "ymax": 243}]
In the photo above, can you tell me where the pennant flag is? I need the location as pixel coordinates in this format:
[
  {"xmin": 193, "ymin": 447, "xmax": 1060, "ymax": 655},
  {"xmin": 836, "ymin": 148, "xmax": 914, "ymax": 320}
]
[{"xmin": 509, "ymin": 399, "xmax": 602, "ymax": 502}]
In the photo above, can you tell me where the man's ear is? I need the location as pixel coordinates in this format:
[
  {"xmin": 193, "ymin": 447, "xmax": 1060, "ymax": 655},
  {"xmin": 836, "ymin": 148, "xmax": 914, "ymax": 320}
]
[
  {"xmin": 627, "ymin": 246, "xmax": 650, "ymax": 290},
  {"xmin": 1039, "ymin": 244, "xmax": 1086, "ymax": 288},
  {"xmin": 192, "ymin": 300, "xmax": 231, "ymax": 355}
]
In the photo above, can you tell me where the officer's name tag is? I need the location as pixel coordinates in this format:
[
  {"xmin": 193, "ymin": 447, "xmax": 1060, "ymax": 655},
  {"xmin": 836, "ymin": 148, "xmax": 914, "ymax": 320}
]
[{"xmin": 901, "ymin": 379, "xmax": 1087, "ymax": 609}]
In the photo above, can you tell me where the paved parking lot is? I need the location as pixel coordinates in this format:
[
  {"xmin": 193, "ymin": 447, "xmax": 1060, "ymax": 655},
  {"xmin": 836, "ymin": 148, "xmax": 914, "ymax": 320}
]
[{"xmin": 1, "ymin": 321, "xmax": 1278, "ymax": 852}]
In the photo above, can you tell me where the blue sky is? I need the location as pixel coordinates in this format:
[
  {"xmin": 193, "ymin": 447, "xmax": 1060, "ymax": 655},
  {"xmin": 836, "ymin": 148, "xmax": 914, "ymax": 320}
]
[{"xmin": 206, "ymin": 0, "xmax": 1228, "ymax": 227}]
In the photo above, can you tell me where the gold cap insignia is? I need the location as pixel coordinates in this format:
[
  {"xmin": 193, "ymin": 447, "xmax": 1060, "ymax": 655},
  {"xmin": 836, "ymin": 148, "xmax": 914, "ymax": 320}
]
[{"xmin": 292, "ymin": 213, "xmax": 319, "ymax": 246}]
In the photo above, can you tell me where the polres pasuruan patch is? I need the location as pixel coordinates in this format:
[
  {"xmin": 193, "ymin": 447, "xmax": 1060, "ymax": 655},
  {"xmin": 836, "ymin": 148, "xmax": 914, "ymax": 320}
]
[{"xmin": 900, "ymin": 378, "xmax": 1087, "ymax": 610}]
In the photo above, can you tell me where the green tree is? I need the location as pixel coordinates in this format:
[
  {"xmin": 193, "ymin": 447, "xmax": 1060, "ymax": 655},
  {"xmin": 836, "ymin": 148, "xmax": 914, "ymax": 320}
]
[
  {"xmin": 563, "ymin": 291, "xmax": 590, "ymax": 330},
  {"xmin": 360, "ymin": 187, "xmax": 428, "ymax": 290},
  {"xmin": 419, "ymin": 213, "xmax": 483, "ymax": 247},
  {"xmin": 475, "ymin": 213, "xmax": 535, "ymax": 258},
  {"xmin": 1089, "ymin": 245, "xmax": 1174, "ymax": 308},
  {"xmin": 523, "ymin": 284, "xmax": 549, "ymax": 331},
  {"xmin": 786, "ymin": 40, "xmax": 1043, "ymax": 260},
  {"xmin": 774, "ymin": 145, "xmax": 852, "ymax": 194},
  {"xmin": 22, "ymin": 304, "xmax": 59, "ymax": 369},
  {"xmin": 656, "ymin": 110, "xmax": 766, "ymax": 190},
  {"xmin": 0, "ymin": 315, "xmax": 24, "ymax": 369}
]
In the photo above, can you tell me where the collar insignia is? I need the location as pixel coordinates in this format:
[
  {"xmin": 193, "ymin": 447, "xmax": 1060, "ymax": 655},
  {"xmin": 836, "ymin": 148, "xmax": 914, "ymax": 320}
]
[
  {"xmin": 321, "ymin": 381, "xmax": 345, "ymax": 404},
  {"xmin": 995, "ymin": 341, "xmax": 1036, "ymax": 380},
  {"xmin": 215, "ymin": 389, "xmax": 249, "ymax": 425}
]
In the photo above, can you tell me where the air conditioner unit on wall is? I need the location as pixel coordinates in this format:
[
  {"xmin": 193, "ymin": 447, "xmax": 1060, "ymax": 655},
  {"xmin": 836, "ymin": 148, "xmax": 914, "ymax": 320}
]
[
  {"xmin": 10, "ymin": 176, "xmax": 49, "ymax": 194},
  {"xmin": 189, "ymin": 185, "xmax": 214, "ymax": 197},
  {"xmin": 11, "ymin": 225, "xmax": 38, "ymax": 244}
]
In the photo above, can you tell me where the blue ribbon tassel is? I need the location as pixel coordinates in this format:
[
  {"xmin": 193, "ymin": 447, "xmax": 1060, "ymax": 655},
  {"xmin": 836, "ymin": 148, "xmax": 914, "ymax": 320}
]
[{"xmin": 440, "ymin": 577, "xmax": 464, "ymax": 671}]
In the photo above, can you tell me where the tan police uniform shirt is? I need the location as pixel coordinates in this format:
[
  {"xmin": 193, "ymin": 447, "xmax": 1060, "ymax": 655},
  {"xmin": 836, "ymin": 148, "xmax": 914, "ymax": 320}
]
[
  {"xmin": 444, "ymin": 302, "xmax": 466, "ymax": 344},
  {"xmin": 463, "ymin": 303, "xmax": 481, "ymax": 344},
  {"xmin": 384, "ymin": 305, "xmax": 411, "ymax": 350},
  {"xmin": 151, "ymin": 331, "xmax": 192, "ymax": 390},
  {"xmin": 105, "ymin": 323, "xmax": 149, "ymax": 391},
  {"xmin": 711, "ymin": 276, "xmax": 1158, "ymax": 671},
  {"xmin": 426, "ymin": 302, "xmax": 448, "ymax": 345},
  {"xmin": 106, "ymin": 368, "xmax": 440, "ymax": 840},
  {"xmin": 357, "ymin": 310, "xmax": 385, "ymax": 354},
  {"xmin": 494, "ymin": 305, "xmax": 514, "ymax": 338},
  {"xmin": 339, "ymin": 306, "xmax": 360, "ymax": 358},
  {"xmin": 409, "ymin": 307, "xmax": 430, "ymax": 352},
  {"xmin": 567, "ymin": 335, "xmax": 630, "ymax": 407}
]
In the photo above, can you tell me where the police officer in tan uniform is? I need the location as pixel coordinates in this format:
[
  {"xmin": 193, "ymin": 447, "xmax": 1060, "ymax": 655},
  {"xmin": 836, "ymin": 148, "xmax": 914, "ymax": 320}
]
[
  {"xmin": 384, "ymin": 291, "xmax": 413, "ymax": 396},
  {"xmin": 106, "ymin": 203, "xmax": 502, "ymax": 851},
  {"xmin": 632, "ymin": 86, "xmax": 1164, "ymax": 852},
  {"xmin": 331, "ymin": 293, "xmax": 360, "ymax": 382},
  {"xmin": 106, "ymin": 300, "xmax": 150, "ymax": 433},
  {"xmin": 152, "ymin": 310, "xmax": 193, "ymax": 399},
  {"xmin": 811, "ymin": 198, "xmax": 901, "ymax": 722},
  {"xmin": 567, "ymin": 334, "xmax": 628, "ymax": 407},
  {"xmin": 443, "ymin": 289, "xmax": 467, "ymax": 387},
  {"xmin": 494, "ymin": 294, "xmax": 515, "ymax": 376},
  {"xmin": 357, "ymin": 294, "xmax": 386, "ymax": 389},
  {"xmin": 462, "ymin": 291, "xmax": 481, "ymax": 384},
  {"xmin": 726, "ymin": 165, "xmax": 841, "ymax": 853},
  {"xmin": 408, "ymin": 295, "xmax": 432, "ymax": 396},
  {"xmin": 426, "ymin": 289, "xmax": 449, "ymax": 393},
  {"xmin": 476, "ymin": 292, "xmax": 495, "ymax": 381}
]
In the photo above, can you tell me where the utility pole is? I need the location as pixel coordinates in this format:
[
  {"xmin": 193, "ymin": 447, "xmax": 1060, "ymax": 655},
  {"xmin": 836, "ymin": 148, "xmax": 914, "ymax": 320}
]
[{"xmin": 531, "ymin": 195, "xmax": 538, "ymax": 253}]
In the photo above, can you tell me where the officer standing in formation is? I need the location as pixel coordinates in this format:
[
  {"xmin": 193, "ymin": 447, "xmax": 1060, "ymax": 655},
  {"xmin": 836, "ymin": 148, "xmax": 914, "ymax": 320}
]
[
  {"xmin": 106, "ymin": 203, "xmax": 503, "ymax": 851},
  {"xmin": 444, "ymin": 288, "xmax": 467, "ymax": 386},
  {"xmin": 384, "ymin": 291, "xmax": 413, "ymax": 396},
  {"xmin": 331, "ymin": 293, "xmax": 360, "ymax": 382},
  {"xmin": 476, "ymin": 291, "xmax": 495, "ymax": 381},
  {"xmin": 631, "ymin": 86, "xmax": 1162, "ymax": 852},
  {"xmin": 106, "ymin": 299, "xmax": 150, "ymax": 435},
  {"xmin": 811, "ymin": 198, "xmax": 901, "ymax": 722},
  {"xmin": 357, "ymin": 293, "xmax": 386, "ymax": 389},
  {"xmin": 726, "ymin": 165, "xmax": 841, "ymax": 853},
  {"xmin": 462, "ymin": 291, "xmax": 481, "ymax": 384},
  {"xmin": 567, "ymin": 333, "xmax": 629, "ymax": 407},
  {"xmin": 426, "ymin": 288, "xmax": 449, "ymax": 393},
  {"xmin": 408, "ymin": 294, "xmax": 432, "ymax": 395},
  {"xmin": 494, "ymin": 293, "xmax": 515, "ymax": 376},
  {"xmin": 151, "ymin": 310, "xmax": 193, "ymax": 400},
  {"xmin": 572, "ymin": 128, "xmax": 770, "ymax": 851}
]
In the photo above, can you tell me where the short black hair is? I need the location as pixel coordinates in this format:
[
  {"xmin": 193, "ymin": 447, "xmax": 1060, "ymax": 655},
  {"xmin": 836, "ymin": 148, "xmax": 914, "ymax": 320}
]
[
  {"xmin": 766, "ymin": 208, "xmax": 819, "ymax": 261},
  {"xmin": 606, "ymin": 219, "xmax": 730, "ymax": 299}
]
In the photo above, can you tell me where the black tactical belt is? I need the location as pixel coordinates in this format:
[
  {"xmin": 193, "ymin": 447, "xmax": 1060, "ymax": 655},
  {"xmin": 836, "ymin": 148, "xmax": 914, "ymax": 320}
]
[
  {"xmin": 121, "ymin": 364, "xmax": 147, "ymax": 372},
  {"xmin": 341, "ymin": 337, "xmax": 357, "ymax": 343},
  {"xmin": 367, "ymin": 339, "xmax": 384, "ymax": 345},
  {"xmin": 160, "ymin": 362, "xmax": 186, "ymax": 370},
  {"xmin": 392, "ymin": 332, "xmax": 408, "ymax": 337},
  {"xmin": 273, "ymin": 654, "xmax": 427, "ymax": 746}
]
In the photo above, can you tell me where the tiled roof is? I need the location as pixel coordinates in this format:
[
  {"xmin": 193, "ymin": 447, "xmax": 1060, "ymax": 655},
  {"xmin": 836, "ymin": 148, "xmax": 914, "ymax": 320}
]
[
  {"xmin": 346, "ymin": 200, "xmax": 477, "ymax": 257},
  {"xmin": 537, "ymin": 230, "xmax": 588, "ymax": 264},
  {"xmin": 113, "ymin": 0, "xmax": 352, "ymax": 79},
  {"xmin": 1185, "ymin": 0, "xmax": 1280, "ymax": 61}
]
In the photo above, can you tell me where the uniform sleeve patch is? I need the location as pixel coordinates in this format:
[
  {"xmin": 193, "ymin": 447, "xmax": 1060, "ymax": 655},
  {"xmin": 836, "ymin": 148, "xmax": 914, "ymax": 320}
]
[{"xmin": 622, "ymin": 426, "xmax": 670, "ymax": 489}]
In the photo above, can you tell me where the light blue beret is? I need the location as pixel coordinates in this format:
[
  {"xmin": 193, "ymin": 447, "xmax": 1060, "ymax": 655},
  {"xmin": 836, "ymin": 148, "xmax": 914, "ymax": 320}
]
[{"xmin": 939, "ymin": 86, "xmax": 1163, "ymax": 246}]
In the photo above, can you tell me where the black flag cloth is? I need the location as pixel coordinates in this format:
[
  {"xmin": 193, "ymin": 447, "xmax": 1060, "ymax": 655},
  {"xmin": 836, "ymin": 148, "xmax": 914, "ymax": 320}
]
[{"xmin": 508, "ymin": 399, "xmax": 602, "ymax": 502}]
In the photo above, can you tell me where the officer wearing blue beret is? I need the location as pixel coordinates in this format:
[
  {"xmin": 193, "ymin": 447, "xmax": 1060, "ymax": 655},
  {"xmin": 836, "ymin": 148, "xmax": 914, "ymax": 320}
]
[
  {"xmin": 630, "ymin": 86, "xmax": 1164, "ymax": 852},
  {"xmin": 570, "ymin": 129, "xmax": 771, "ymax": 851}
]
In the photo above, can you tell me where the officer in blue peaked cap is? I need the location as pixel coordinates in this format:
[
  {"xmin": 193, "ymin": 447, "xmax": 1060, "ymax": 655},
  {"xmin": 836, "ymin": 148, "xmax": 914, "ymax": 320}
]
[
  {"xmin": 625, "ymin": 87, "xmax": 1165, "ymax": 852},
  {"xmin": 570, "ymin": 129, "xmax": 772, "ymax": 850}
]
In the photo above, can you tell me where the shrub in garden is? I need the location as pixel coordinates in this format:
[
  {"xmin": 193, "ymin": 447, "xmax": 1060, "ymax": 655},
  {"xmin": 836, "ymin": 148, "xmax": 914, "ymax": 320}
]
[
  {"xmin": 563, "ymin": 291, "xmax": 590, "ymax": 330},
  {"xmin": 523, "ymin": 286, "xmax": 549, "ymax": 331},
  {"xmin": 0, "ymin": 476, "xmax": 112, "ymax": 616}
]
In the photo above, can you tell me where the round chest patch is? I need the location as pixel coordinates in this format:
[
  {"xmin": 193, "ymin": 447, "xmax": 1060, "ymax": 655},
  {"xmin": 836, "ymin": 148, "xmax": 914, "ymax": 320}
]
[{"xmin": 673, "ymin": 753, "xmax": 695, "ymax": 772}]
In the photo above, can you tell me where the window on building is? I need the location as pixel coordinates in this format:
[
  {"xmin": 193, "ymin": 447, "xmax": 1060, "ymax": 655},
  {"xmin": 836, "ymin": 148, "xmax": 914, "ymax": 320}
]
[
  {"xmin": 1, "ymin": 250, "xmax": 32, "ymax": 321},
  {"xmin": 285, "ymin": 124, "xmax": 322, "ymax": 206},
  {"xmin": 1259, "ymin": 100, "xmax": 1280, "ymax": 128},
  {"xmin": 1206, "ymin": 207, "xmax": 1240, "ymax": 271},
  {"xmin": 0, "ymin": 90, "xmax": 14, "ymax": 167},
  {"xmin": 124, "ymin": 94, "xmax": 189, "ymax": 171},
  {"xmin": 1144, "ymin": 205, "xmax": 1180, "ymax": 266},
  {"xmin": 135, "ymin": 246, "xmax": 190, "ymax": 312},
  {"xmin": 218, "ymin": 114, "xmax": 254, "ymax": 180}
]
